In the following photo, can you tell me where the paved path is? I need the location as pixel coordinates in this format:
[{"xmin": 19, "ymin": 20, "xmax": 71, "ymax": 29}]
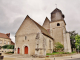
[{"xmin": 3, "ymin": 54, "xmax": 80, "ymax": 60}]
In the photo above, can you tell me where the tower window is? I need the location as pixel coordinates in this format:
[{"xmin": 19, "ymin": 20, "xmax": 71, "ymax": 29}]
[
  {"xmin": 57, "ymin": 23, "xmax": 60, "ymax": 26},
  {"xmin": 25, "ymin": 36, "xmax": 27, "ymax": 40}
]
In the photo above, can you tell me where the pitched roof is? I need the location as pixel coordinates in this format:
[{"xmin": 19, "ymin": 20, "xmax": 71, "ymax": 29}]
[
  {"xmin": 11, "ymin": 41, "xmax": 15, "ymax": 45},
  {"xmin": 51, "ymin": 8, "xmax": 62, "ymax": 14},
  {"xmin": 51, "ymin": 8, "xmax": 65, "ymax": 18},
  {"xmin": 0, "ymin": 33, "xmax": 11, "ymax": 39},
  {"xmin": 43, "ymin": 17, "xmax": 50, "ymax": 29},
  {"xmin": 16, "ymin": 15, "xmax": 54, "ymax": 40},
  {"xmin": 30, "ymin": 17, "xmax": 53, "ymax": 40}
]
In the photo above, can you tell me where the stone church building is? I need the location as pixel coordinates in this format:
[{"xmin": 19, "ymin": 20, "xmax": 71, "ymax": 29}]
[{"xmin": 14, "ymin": 8, "xmax": 71, "ymax": 56}]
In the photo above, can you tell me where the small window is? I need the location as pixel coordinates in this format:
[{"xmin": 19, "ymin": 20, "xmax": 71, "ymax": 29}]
[
  {"xmin": 25, "ymin": 36, "xmax": 27, "ymax": 40},
  {"xmin": 4, "ymin": 41, "xmax": 6, "ymax": 44},
  {"xmin": 8, "ymin": 42, "xmax": 10, "ymax": 44},
  {"xmin": 57, "ymin": 23, "xmax": 60, "ymax": 26},
  {"xmin": 0, "ymin": 40, "xmax": 2, "ymax": 44}
]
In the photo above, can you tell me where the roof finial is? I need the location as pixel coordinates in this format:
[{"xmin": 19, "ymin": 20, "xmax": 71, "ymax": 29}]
[{"xmin": 55, "ymin": 4, "xmax": 57, "ymax": 8}]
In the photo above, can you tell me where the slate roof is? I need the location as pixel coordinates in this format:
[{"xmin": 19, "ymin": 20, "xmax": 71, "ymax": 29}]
[
  {"xmin": 0, "ymin": 33, "xmax": 11, "ymax": 39},
  {"xmin": 51, "ymin": 8, "xmax": 62, "ymax": 14}
]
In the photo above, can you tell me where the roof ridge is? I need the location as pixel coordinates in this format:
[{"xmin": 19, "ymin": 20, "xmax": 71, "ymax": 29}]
[
  {"xmin": 31, "ymin": 19, "xmax": 53, "ymax": 40},
  {"xmin": 45, "ymin": 17, "xmax": 50, "ymax": 22},
  {"xmin": 43, "ymin": 17, "xmax": 50, "ymax": 26}
]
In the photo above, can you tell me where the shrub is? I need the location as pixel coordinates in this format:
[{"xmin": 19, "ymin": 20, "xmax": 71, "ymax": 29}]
[
  {"xmin": 55, "ymin": 42, "xmax": 64, "ymax": 52},
  {"xmin": 1, "ymin": 45, "xmax": 14, "ymax": 49}
]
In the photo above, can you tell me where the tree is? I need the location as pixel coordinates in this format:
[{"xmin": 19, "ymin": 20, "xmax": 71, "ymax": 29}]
[
  {"xmin": 1, "ymin": 45, "xmax": 14, "ymax": 49},
  {"xmin": 55, "ymin": 42, "xmax": 64, "ymax": 52},
  {"xmin": 69, "ymin": 31, "xmax": 78, "ymax": 51},
  {"xmin": 75, "ymin": 35, "xmax": 80, "ymax": 50},
  {"xmin": 70, "ymin": 31, "xmax": 78, "ymax": 40}
]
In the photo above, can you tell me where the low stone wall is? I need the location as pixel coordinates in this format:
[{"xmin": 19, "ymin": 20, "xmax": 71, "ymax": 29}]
[{"xmin": 0, "ymin": 49, "xmax": 14, "ymax": 52}]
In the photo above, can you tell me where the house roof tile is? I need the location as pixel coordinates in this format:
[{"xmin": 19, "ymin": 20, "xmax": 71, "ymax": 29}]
[{"xmin": 0, "ymin": 33, "xmax": 11, "ymax": 39}]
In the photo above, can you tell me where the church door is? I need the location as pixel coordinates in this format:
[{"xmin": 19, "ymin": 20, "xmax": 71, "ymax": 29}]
[
  {"xmin": 18, "ymin": 48, "xmax": 20, "ymax": 54},
  {"xmin": 24, "ymin": 46, "xmax": 28, "ymax": 54}
]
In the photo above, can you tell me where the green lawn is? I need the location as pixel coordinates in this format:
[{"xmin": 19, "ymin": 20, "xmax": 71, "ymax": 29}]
[{"xmin": 46, "ymin": 51, "xmax": 76, "ymax": 55}]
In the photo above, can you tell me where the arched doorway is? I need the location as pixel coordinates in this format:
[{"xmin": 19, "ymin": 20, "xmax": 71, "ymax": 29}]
[
  {"xmin": 24, "ymin": 46, "xmax": 28, "ymax": 54},
  {"xmin": 18, "ymin": 48, "xmax": 20, "ymax": 54}
]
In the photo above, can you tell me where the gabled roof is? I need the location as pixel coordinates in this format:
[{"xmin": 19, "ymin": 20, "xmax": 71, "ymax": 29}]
[
  {"xmin": 30, "ymin": 17, "xmax": 53, "ymax": 40},
  {"xmin": 16, "ymin": 15, "xmax": 53, "ymax": 40},
  {"xmin": 0, "ymin": 33, "xmax": 11, "ymax": 39},
  {"xmin": 43, "ymin": 17, "xmax": 50, "ymax": 29}
]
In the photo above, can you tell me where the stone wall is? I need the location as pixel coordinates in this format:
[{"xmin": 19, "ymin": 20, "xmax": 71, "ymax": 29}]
[{"xmin": 50, "ymin": 21, "xmax": 65, "ymax": 45}]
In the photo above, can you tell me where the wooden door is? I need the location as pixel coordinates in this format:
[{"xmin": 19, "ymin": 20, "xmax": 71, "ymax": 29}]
[
  {"xmin": 18, "ymin": 48, "xmax": 20, "ymax": 54},
  {"xmin": 24, "ymin": 46, "xmax": 28, "ymax": 54}
]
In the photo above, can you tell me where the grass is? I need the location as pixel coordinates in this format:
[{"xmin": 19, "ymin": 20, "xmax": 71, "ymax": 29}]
[{"xmin": 46, "ymin": 51, "xmax": 76, "ymax": 55}]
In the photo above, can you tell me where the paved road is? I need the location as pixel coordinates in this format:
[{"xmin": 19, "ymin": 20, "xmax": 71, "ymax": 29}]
[
  {"xmin": 66, "ymin": 58, "xmax": 80, "ymax": 60},
  {"xmin": 2, "ymin": 53, "xmax": 80, "ymax": 60}
]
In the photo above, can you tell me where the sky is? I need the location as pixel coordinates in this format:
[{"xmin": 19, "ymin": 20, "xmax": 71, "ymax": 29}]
[{"xmin": 0, "ymin": 0, "xmax": 80, "ymax": 42}]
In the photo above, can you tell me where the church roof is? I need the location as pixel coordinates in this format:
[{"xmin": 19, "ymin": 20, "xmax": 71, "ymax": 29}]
[
  {"xmin": 43, "ymin": 17, "xmax": 50, "ymax": 29},
  {"xmin": 26, "ymin": 16, "xmax": 53, "ymax": 40},
  {"xmin": 0, "ymin": 33, "xmax": 11, "ymax": 39},
  {"xmin": 51, "ymin": 8, "xmax": 62, "ymax": 14},
  {"xmin": 33, "ymin": 21, "xmax": 53, "ymax": 40}
]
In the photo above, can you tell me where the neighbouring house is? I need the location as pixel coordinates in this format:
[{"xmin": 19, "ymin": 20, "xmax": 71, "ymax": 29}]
[
  {"xmin": 14, "ymin": 8, "xmax": 71, "ymax": 56},
  {"xmin": 0, "ymin": 33, "xmax": 14, "ymax": 52}
]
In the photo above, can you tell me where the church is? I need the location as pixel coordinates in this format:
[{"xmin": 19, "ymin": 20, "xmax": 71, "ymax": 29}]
[{"xmin": 14, "ymin": 8, "xmax": 71, "ymax": 56}]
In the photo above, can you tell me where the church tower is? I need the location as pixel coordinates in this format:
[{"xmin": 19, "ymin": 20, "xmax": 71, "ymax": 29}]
[
  {"xmin": 51, "ymin": 8, "xmax": 65, "ymax": 22},
  {"xmin": 50, "ymin": 8, "xmax": 68, "ymax": 52}
]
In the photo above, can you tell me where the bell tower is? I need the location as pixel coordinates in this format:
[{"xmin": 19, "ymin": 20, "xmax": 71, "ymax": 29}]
[
  {"xmin": 51, "ymin": 8, "xmax": 65, "ymax": 22},
  {"xmin": 50, "ymin": 8, "xmax": 68, "ymax": 52}
]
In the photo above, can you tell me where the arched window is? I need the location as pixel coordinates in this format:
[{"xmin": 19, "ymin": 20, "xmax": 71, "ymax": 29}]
[{"xmin": 57, "ymin": 23, "xmax": 60, "ymax": 26}]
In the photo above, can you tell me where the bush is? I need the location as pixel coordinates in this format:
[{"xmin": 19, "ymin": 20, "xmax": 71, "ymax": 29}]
[
  {"xmin": 1, "ymin": 45, "xmax": 14, "ymax": 49},
  {"xmin": 62, "ymin": 52, "xmax": 70, "ymax": 54},
  {"xmin": 54, "ymin": 42, "xmax": 64, "ymax": 52}
]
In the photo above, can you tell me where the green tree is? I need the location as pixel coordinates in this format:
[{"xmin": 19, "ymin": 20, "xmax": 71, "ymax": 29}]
[
  {"xmin": 75, "ymin": 35, "xmax": 80, "ymax": 50},
  {"xmin": 69, "ymin": 31, "xmax": 78, "ymax": 51},
  {"xmin": 55, "ymin": 42, "xmax": 64, "ymax": 52},
  {"xmin": 1, "ymin": 45, "xmax": 14, "ymax": 49},
  {"xmin": 70, "ymin": 31, "xmax": 78, "ymax": 40}
]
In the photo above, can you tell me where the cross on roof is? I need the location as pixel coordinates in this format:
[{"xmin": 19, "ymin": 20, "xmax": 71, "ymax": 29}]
[{"xmin": 55, "ymin": 4, "xmax": 57, "ymax": 8}]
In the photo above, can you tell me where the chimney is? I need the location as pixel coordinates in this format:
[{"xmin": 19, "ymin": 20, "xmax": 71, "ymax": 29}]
[{"xmin": 6, "ymin": 33, "xmax": 10, "ymax": 37}]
